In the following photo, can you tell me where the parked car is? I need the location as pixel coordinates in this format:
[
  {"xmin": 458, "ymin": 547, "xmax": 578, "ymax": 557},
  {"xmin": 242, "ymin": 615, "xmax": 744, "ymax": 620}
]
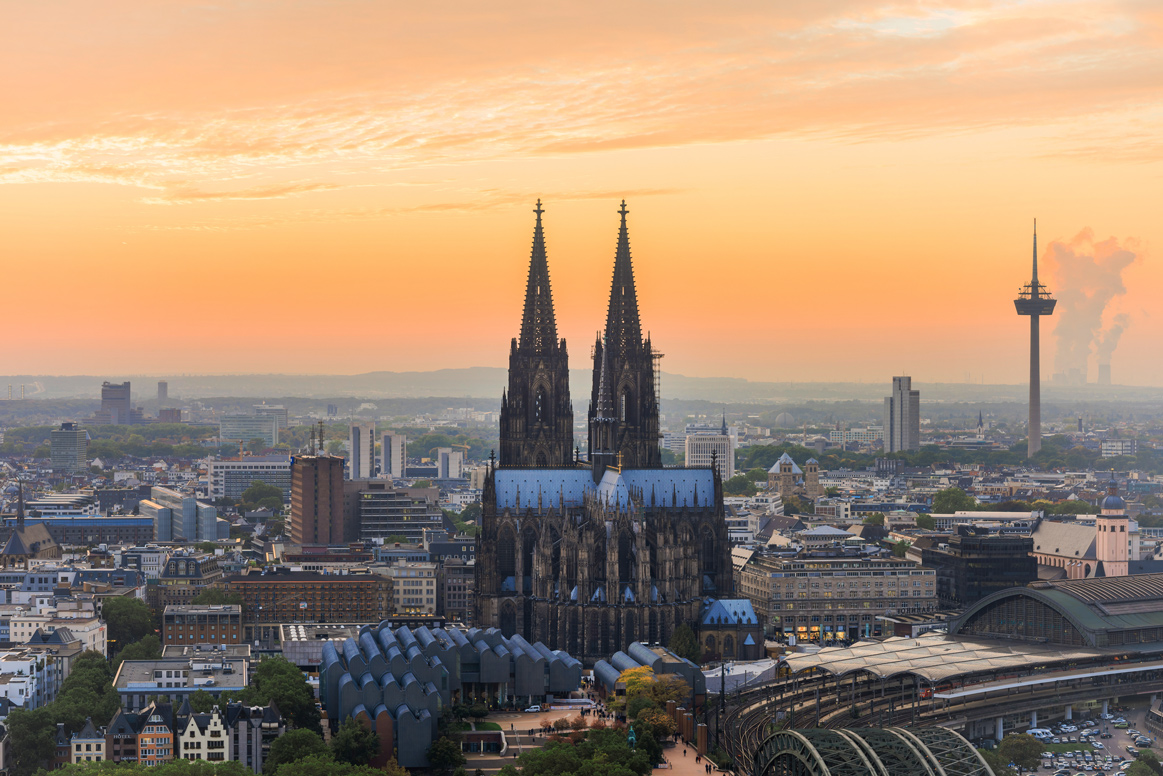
[{"xmin": 524, "ymin": 705, "xmax": 541, "ymax": 713}]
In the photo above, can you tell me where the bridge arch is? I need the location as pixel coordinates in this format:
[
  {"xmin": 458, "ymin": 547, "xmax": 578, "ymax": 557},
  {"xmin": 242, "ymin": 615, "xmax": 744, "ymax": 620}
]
[{"xmin": 755, "ymin": 727, "xmax": 992, "ymax": 776}]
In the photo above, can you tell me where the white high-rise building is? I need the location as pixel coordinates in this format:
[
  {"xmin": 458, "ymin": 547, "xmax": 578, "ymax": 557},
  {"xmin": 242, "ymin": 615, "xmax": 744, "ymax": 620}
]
[
  {"xmin": 685, "ymin": 434, "xmax": 735, "ymax": 480},
  {"xmin": 348, "ymin": 422, "xmax": 375, "ymax": 480},
  {"xmin": 436, "ymin": 448, "xmax": 463, "ymax": 480},
  {"xmin": 382, "ymin": 433, "xmax": 407, "ymax": 479},
  {"xmin": 883, "ymin": 376, "xmax": 920, "ymax": 452}
]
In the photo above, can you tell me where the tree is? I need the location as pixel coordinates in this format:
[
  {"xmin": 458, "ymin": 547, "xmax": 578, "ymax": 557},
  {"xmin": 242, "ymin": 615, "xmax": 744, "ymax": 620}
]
[
  {"xmin": 103, "ymin": 596, "xmax": 154, "ymax": 653},
  {"xmin": 863, "ymin": 513, "xmax": 885, "ymax": 526},
  {"xmin": 275, "ymin": 755, "xmax": 409, "ymax": 776},
  {"xmin": 331, "ymin": 717, "xmax": 380, "ymax": 767},
  {"xmin": 722, "ymin": 474, "xmax": 757, "ymax": 497},
  {"xmin": 189, "ymin": 688, "xmax": 217, "ymax": 713},
  {"xmin": 891, "ymin": 539, "xmax": 910, "ymax": 557},
  {"xmin": 825, "ymin": 486, "xmax": 841, "ymax": 496},
  {"xmin": 915, "ymin": 514, "xmax": 935, "ymax": 530},
  {"xmin": 932, "ymin": 486, "xmax": 977, "ymax": 514},
  {"xmin": 978, "ymin": 749, "xmax": 1015, "ymax": 776},
  {"xmin": 251, "ymin": 657, "xmax": 321, "ymax": 732},
  {"xmin": 782, "ymin": 494, "xmax": 810, "ymax": 515},
  {"xmin": 265, "ymin": 729, "xmax": 330, "ymax": 775},
  {"xmin": 997, "ymin": 734, "xmax": 1042, "ymax": 775},
  {"xmin": 667, "ymin": 623, "xmax": 702, "ymax": 664},
  {"xmin": 192, "ymin": 588, "xmax": 244, "ymax": 606},
  {"xmin": 636, "ymin": 707, "xmax": 677, "ymax": 738},
  {"xmin": 5, "ymin": 706, "xmax": 55, "ymax": 776},
  {"xmin": 197, "ymin": 541, "xmax": 220, "ymax": 553},
  {"xmin": 112, "ymin": 633, "xmax": 162, "ymax": 670},
  {"xmin": 247, "ymin": 438, "xmax": 269, "ymax": 455},
  {"xmin": 51, "ymin": 761, "xmax": 252, "ymax": 775},
  {"xmin": 427, "ymin": 736, "xmax": 467, "ymax": 775},
  {"xmin": 1129, "ymin": 750, "xmax": 1163, "ymax": 776},
  {"xmin": 240, "ymin": 480, "xmax": 285, "ymax": 512}
]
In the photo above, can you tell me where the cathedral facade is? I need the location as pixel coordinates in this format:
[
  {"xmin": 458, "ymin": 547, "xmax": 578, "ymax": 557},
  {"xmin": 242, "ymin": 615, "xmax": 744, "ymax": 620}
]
[{"xmin": 476, "ymin": 201, "xmax": 732, "ymax": 665}]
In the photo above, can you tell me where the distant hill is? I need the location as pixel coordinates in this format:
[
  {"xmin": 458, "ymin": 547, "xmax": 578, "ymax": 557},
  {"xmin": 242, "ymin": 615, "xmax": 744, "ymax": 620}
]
[{"xmin": 0, "ymin": 369, "xmax": 1159, "ymax": 405}]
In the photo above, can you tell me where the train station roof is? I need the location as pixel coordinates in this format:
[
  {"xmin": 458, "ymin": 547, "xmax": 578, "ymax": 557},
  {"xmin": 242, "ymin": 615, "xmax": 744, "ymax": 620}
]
[{"xmin": 781, "ymin": 632, "xmax": 1112, "ymax": 683}]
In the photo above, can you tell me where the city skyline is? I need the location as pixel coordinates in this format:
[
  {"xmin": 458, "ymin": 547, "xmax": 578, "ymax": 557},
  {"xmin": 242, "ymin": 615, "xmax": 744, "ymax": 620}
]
[{"xmin": 2, "ymin": 2, "xmax": 1158, "ymax": 383}]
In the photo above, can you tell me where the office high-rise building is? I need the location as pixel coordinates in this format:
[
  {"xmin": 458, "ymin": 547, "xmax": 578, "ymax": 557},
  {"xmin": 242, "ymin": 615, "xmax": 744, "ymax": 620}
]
[
  {"xmin": 50, "ymin": 422, "xmax": 89, "ymax": 473},
  {"xmin": 290, "ymin": 455, "xmax": 347, "ymax": 545},
  {"xmin": 436, "ymin": 448, "xmax": 463, "ymax": 480},
  {"xmin": 348, "ymin": 422, "xmax": 375, "ymax": 480},
  {"xmin": 382, "ymin": 433, "xmax": 407, "ymax": 479},
  {"xmin": 220, "ymin": 415, "xmax": 279, "ymax": 448},
  {"xmin": 254, "ymin": 405, "xmax": 289, "ymax": 431},
  {"xmin": 684, "ymin": 434, "xmax": 735, "ymax": 480},
  {"xmin": 158, "ymin": 408, "xmax": 182, "ymax": 424},
  {"xmin": 158, "ymin": 381, "xmax": 168, "ymax": 403},
  {"xmin": 883, "ymin": 376, "xmax": 920, "ymax": 452},
  {"xmin": 100, "ymin": 381, "xmax": 132, "ymax": 425}
]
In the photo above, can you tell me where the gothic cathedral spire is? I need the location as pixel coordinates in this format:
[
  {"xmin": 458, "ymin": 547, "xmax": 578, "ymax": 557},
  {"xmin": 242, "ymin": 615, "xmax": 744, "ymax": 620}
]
[
  {"xmin": 589, "ymin": 201, "xmax": 661, "ymax": 479},
  {"xmin": 499, "ymin": 201, "xmax": 574, "ymax": 468},
  {"xmin": 519, "ymin": 200, "xmax": 558, "ymax": 352}
]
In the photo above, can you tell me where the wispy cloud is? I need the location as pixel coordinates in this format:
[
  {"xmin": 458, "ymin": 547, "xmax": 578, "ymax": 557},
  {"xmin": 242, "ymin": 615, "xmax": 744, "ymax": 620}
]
[
  {"xmin": 0, "ymin": 0, "xmax": 1161, "ymax": 200},
  {"xmin": 142, "ymin": 181, "xmax": 343, "ymax": 205}
]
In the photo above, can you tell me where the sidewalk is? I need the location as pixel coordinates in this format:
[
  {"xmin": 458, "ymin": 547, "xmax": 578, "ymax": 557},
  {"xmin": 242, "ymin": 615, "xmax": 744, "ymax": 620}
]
[{"xmin": 656, "ymin": 744, "xmax": 721, "ymax": 776}]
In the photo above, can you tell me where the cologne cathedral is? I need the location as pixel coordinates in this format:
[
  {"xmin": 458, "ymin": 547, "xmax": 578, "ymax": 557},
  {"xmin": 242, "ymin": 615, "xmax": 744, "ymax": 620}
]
[{"xmin": 476, "ymin": 201, "xmax": 732, "ymax": 665}]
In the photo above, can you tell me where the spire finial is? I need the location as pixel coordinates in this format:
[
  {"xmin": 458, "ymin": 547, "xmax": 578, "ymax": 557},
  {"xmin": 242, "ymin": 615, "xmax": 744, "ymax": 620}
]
[
  {"xmin": 619, "ymin": 200, "xmax": 628, "ymax": 219},
  {"xmin": 534, "ymin": 199, "xmax": 543, "ymax": 220}
]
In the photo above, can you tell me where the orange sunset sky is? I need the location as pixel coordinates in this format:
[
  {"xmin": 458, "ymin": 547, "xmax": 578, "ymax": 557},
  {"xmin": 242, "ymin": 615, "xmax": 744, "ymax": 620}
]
[{"xmin": 1, "ymin": 2, "xmax": 1160, "ymax": 385}]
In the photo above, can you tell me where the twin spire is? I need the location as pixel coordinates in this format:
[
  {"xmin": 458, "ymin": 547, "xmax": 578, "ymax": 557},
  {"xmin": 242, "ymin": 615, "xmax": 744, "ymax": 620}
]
[
  {"xmin": 518, "ymin": 199, "xmax": 558, "ymax": 352},
  {"xmin": 517, "ymin": 199, "xmax": 643, "ymax": 355}
]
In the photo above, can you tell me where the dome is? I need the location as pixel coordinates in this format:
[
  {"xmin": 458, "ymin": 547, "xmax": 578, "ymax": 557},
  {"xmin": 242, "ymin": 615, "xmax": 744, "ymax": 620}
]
[
  {"xmin": 774, "ymin": 412, "xmax": 796, "ymax": 428},
  {"xmin": 1101, "ymin": 493, "xmax": 1126, "ymax": 511},
  {"xmin": 1101, "ymin": 479, "xmax": 1126, "ymax": 512}
]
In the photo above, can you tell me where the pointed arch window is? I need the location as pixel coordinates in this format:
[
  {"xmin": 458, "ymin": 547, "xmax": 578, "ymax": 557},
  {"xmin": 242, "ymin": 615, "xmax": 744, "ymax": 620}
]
[
  {"xmin": 620, "ymin": 391, "xmax": 628, "ymax": 422},
  {"xmin": 535, "ymin": 387, "xmax": 546, "ymax": 424}
]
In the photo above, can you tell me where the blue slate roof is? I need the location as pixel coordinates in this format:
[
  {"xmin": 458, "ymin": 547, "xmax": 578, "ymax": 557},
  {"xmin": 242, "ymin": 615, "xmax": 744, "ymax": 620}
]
[
  {"xmin": 701, "ymin": 598, "xmax": 759, "ymax": 626},
  {"xmin": 492, "ymin": 467, "xmax": 717, "ymax": 511},
  {"xmin": 767, "ymin": 453, "xmax": 802, "ymax": 475}
]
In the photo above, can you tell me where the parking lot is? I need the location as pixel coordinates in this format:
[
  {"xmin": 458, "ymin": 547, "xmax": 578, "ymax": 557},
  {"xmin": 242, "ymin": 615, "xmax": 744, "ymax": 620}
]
[{"xmin": 1035, "ymin": 705, "xmax": 1158, "ymax": 774}]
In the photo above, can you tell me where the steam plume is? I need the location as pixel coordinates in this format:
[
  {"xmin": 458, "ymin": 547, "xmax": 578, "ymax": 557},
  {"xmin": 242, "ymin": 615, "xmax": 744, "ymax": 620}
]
[{"xmin": 1045, "ymin": 228, "xmax": 1138, "ymax": 381}]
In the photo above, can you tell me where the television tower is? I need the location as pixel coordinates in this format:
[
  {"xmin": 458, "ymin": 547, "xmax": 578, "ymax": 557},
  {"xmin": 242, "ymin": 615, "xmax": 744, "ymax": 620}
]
[{"xmin": 1014, "ymin": 220, "xmax": 1056, "ymax": 457}]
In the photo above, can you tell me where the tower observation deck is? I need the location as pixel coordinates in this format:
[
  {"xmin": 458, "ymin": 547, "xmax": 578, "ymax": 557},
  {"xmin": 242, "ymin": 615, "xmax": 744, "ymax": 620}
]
[{"xmin": 1014, "ymin": 221, "xmax": 1056, "ymax": 457}]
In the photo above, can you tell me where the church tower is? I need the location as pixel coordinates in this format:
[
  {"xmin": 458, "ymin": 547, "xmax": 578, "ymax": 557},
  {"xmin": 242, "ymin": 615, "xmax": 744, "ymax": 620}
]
[
  {"xmin": 499, "ymin": 201, "xmax": 573, "ymax": 467},
  {"xmin": 588, "ymin": 201, "xmax": 661, "ymax": 479},
  {"xmin": 1096, "ymin": 477, "xmax": 1129, "ymax": 578}
]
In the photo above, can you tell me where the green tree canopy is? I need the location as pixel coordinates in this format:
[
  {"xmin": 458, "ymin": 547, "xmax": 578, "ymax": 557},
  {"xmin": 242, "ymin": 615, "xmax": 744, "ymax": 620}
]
[
  {"xmin": 497, "ymin": 728, "xmax": 652, "ymax": 776},
  {"xmin": 427, "ymin": 736, "xmax": 467, "ymax": 775},
  {"xmin": 915, "ymin": 514, "xmax": 936, "ymax": 529},
  {"xmin": 112, "ymin": 633, "xmax": 161, "ymax": 670},
  {"xmin": 265, "ymin": 729, "xmax": 330, "ymax": 775},
  {"xmin": 997, "ymin": 734, "xmax": 1042, "ymax": 774},
  {"xmin": 240, "ymin": 480, "xmax": 285, "ymax": 512},
  {"xmin": 722, "ymin": 474, "xmax": 758, "ymax": 497},
  {"xmin": 274, "ymin": 755, "xmax": 410, "ymax": 776},
  {"xmin": 252, "ymin": 657, "xmax": 321, "ymax": 732},
  {"xmin": 45, "ymin": 760, "xmax": 252, "ymax": 775},
  {"xmin": 667, "ymin": 623, "xmax": 702, "ymax": 664},
  {"xmin": 189, "ymin": 688, "xmax": 216, "ymax": 713},
  {"xmin": 7, "ymin": 707, "xmax": 55, "ymax": 776},
  {"xmin": 191, "ymin": 588, "xmax": 244, "ymax": 606},
  {"xmin": 331, "ymin": 717, "xmax": 380, "ymax": 766},
  {"xmin": 932, "ymin": 487, "xmax": 978, "ymax": 514},
  {"xmin": 102, "ymin": 596, "xmax": 154, "ymax": 653},
  {"xmin": 862, "ymin": 513, "xmax": 885, "ymax": 526}
]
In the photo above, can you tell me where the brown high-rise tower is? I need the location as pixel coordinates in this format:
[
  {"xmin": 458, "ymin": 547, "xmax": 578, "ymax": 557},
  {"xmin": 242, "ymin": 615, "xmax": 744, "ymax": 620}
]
[
  {"xmin": 1014, "ymin": 221, "xmax": 1056, "ymax": 457},
  {"xmin": 498, "ymin": 201, "xmax": 574, "ymax": 467},
  {"xmin": 290, "ymin": 455, "xmax": 347, "ymax": 545}
]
